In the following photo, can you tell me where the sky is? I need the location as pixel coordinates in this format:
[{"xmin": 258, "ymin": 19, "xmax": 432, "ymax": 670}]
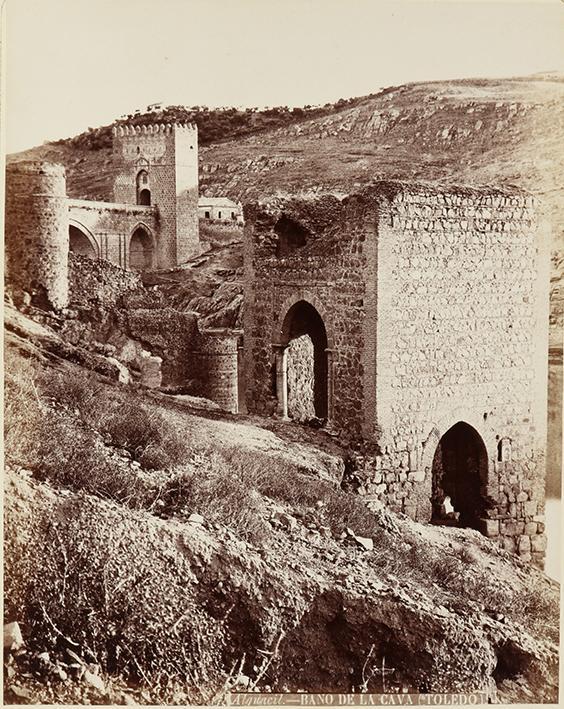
[{"xmin": 4, "ymin": 0, "xmax": 564, "ymax": 153}]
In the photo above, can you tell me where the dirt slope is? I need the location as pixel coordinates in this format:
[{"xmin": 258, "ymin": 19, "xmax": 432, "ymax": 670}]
[{"xmin": 3, "ymin": 294, "xmax": 561, "ymax": 705}]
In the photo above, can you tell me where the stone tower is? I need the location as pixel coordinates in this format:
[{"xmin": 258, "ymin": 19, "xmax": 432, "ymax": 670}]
[
  {"xmin": 112, "ymin": 123, "xmax": 199, "ymax": 268},
  {"xmin": 5, "ymin": 161, "xmax": 69, "ymax": 310}
]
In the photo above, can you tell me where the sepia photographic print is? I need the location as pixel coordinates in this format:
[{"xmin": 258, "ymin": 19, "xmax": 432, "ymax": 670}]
[{"xmin": 2, "ymin": 0, "xmax": 563, "ymax": 705}]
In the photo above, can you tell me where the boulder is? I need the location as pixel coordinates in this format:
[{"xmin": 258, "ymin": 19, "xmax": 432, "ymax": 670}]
[{"xmin": 4, "ymin": 621, "xmax": 24, "ymax": 651}]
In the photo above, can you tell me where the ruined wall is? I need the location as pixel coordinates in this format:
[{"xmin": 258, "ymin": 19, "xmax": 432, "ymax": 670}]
[
  {"xmin": 113, "ymin": 123, "xmax": 199, "ymax": 268},
  {"xmin": 287, "ymin": 335, "xmax": 316, "ymax": 422},
  {"xmin": 125, "ymin": 309, "xmax": 238, "ymax": 412},
  {"xmin": 68, "ymin": 200, "xmax": 157, "ymax": 269},
  {"xmin": 243, "ymin": 194, "xmax": 378, "ymax": 438},
  {"xmin": 190, "ymin": 335, "xmax": 239, "ymax": 414},
  {"xmin": 244, "ymin": 183, "xmax": 550, "ymax": 566},
  {"xmin": 5, "ymin": 162, "xmax": 69, "ymax": 310},
  {"xmin": 68, "ymin": 253, "xmax": 141, "ymax": 313}
]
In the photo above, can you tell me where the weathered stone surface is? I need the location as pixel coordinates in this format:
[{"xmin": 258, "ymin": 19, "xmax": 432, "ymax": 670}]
[
  {"xmin": 479, "ymin": 519, "xmax": 500, "ymax": 538},
  {"xmin": 531, "ymin": 534, "xmax": 547, "ymax": 552},
  {"xmin": 4, "ymin": 622, "xmax": 24, "ymax": 651}
]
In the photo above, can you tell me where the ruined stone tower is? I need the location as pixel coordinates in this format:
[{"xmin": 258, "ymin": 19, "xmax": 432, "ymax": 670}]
[
  {"xmin": 244, "ymin": 182, "xmax": 551, "ymax": 567},
  {"xmin": 112, "ymin": 123, "xmax": 199, "ymax": 268},
  {"xmin": 5, "ymin": 161, "xmax": 69, "ymax": 310}
]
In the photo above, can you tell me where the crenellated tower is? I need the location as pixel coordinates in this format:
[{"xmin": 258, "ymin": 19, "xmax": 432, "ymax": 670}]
[{"xmin": 112, "ymin": 123, "xmax": 199, "ymax": 268}]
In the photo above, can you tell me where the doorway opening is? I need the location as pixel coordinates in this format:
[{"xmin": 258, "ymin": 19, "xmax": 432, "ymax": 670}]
[{"xmin": 430, "ymin": 421, "xmax": 488, "ymax": 529}]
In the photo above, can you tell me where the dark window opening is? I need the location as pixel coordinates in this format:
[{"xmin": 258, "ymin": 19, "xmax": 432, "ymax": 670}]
[
  {"xmin": 275, "ymin": 215, "xmax": 309, "ymax": 257},
  {"xmin": 231, "ymin": 212, "xmax": 236, "ymax": 220},
  {"xmin": 138, "ymin": 189, "xmax": 151, "ymax": 206},
  {"xmin": 218, "ymin": 211, "xmax": 222, "ymax": 219},
  {"xmin": 205, "ymin": 211, "xmax": 210, "ymax": 219}
]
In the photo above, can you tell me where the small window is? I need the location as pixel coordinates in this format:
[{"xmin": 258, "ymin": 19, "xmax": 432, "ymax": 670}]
[
  {"xmin": 218, "ymin": 211, "xmax": 222, "ymax": 219},
  {"xmin": 205, "ymin": 211, "xmax": 210, "ymax": 219},
  {"xmin": 231, "ymin": 212, "xmax": 236, "ymax": 220},
  {"xmin": 138, "ymin": 189, "xmax": 151, "ymax": 206},
  {"xmin": 498, "ymin": 437, "xmax": 512, "ymax": 463}
]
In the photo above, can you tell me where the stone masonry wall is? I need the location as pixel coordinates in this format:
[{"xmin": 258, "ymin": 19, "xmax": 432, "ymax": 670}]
[
  {"xmin": 287, "ymin": 334, "xmax": 316, "ymax": 421},
  {"xmin": 68, "ymin": 199, "xmax": 157, "ymax": 269},
  {"xmin": 113, "ymin": 124, "xmax": 199, "ymax": 268},
  {"xmin": 125, "ymin": 308, "xmax": 238, "ymax": 412},
  {"xmin": 190, "ymin": 335, "xmax": 239, "ymax": 413},
  {"xmin": 363, "ymin": 185, "xmax": 550, "ymax": 567},
  {"xmin": 244, "ymin": 182, "xmax": 550, "ymax": 567},
  {"xmin": 5, "ymin": 162, "xmax": 69, "ymax": 310},
  {"xmin": 243, "ymin": 194, "xmax": 378, "ymax": 439}
]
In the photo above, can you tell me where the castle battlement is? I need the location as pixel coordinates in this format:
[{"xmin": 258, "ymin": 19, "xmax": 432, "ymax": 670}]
[{"xmin": 112, "ymin": 122, "xmax": 197, "ymax": 137}]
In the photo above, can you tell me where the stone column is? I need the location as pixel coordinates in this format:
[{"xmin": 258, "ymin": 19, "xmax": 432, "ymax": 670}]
[
  {"xmin": 325, "ymin": 348, "xmax": 334, "ymax": 422},
  {"xmin": 273, "ymin": 344, "xmax": 289, "ymax": 420}
]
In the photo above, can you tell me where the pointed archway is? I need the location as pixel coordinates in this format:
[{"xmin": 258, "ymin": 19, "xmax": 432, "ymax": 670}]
[
  {"xmin": 430, "ymin": 421, "xmax": 489, "ymax": 529},
  {"xmin": 69, "ymin": 223, "xmax": 98, "ymax": 259},
  {"xmin": 275, "ymin": 300, "xmax": 329, "ymax": 422},
  {"xmin": 129, "ymin": 226, "xmax": 154, "ymax": 271}
]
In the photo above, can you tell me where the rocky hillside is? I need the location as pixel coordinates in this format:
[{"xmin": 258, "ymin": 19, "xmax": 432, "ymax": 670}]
[
  {"xmin": 4, "ymin": 297, "xmax": 560, "ymax": 704},
  {"xmin": 8, "ymin": 75, "xmax": 564, "ymax": 248}
]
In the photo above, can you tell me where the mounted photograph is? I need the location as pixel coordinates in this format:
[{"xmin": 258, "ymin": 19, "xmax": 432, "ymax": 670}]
[{"xmin": 2, "ymin": 0, "xmax": 563, "ymax": 705}]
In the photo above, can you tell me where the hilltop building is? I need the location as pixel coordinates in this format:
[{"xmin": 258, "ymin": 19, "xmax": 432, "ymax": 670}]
[{"xmin": 198, "ymin": 196, "xmax": 243, "ymax": 224}]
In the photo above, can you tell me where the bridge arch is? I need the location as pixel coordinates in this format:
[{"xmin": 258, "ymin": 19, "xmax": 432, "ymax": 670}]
[
  {"xmin": 128, "ymin": 223, "xmax": 155, "ymax": 271},
  {"xmin": 68, "ymin": 220, "xmax": 99, "ymax": 259}
]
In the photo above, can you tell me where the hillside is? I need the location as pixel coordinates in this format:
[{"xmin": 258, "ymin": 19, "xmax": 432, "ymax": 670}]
[
  {"xmin": 4, "ymin": 297, "xmax": 560, "ymax": 704},
  {"xmin": 8, "ymin": 75, "xmax": 564, "ymax": 247}
]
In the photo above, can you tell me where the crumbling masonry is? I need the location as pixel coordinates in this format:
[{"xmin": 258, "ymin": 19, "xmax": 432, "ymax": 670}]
[
  {"xmin": 244, "ymin": 183, "xmax": 550, "ymax": 567},
  {"xmin": 4, "ymin": 126, "xmax": 239, "ymax": 413},
  {"xmin": 4, "ymin": 133, "xmax": 551, "ymax": 567}
]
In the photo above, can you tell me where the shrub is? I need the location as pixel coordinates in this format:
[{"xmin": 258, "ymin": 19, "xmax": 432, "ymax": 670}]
[
  {"xmin": 220, "ymin": 446, "xmax": 379, "ymax": 537},
  {"xmin": 159, "ymin": 451, "xmax": 271, "ymax": 544},
  {"xmin": 4, "ymin": 353, "xmax": 43, "ymax": 468},
  {"xmin": 37, "ymin": 366, "xmax": 190, "ymax": 471},
  {"xmin": 34, "ymin": 411, "xmax": 154, "ymax": 508},
  {"xmin": 4, "ymin": 495, "xmax": 224, "ymax": 699}
]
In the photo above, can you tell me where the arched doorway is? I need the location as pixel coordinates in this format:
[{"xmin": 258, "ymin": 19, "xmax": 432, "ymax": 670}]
[
  {"xmin": 431, "ymin": 421, "xmax": 488, "ymax": 529},
  {"xmin": 276, "ymin": 300, "xmax": 329, "ymax": 422},
  {"xmin": 129, "ymin": 227, "xmax": 154, "ymax": 271},
  {"xmin": 69, "ymin": 224, "xmax": 98, "ymax": 259}
]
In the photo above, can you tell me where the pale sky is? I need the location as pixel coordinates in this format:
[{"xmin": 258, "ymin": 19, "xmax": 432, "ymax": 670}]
[{"xmin": 4, "ymin": 0, "xmax": 564, "ymax": 153}]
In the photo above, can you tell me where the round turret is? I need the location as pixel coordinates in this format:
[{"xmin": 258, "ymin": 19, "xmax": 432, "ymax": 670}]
[{"xmin": 5, "ymin": 161, "xmax": 69, "ymax": 310}]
